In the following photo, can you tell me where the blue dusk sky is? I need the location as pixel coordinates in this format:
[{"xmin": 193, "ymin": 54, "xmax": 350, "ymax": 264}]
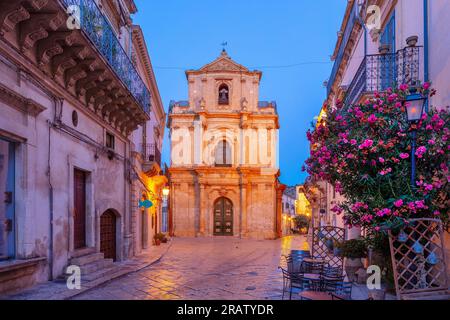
[{"xmin": 133, "ymin": 0, "xmax": 347, "ymax": 186}]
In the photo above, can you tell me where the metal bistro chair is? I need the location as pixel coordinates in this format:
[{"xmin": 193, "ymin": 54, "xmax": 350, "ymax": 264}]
[
  {"xmin": 329, "ymin": 282, "xmax": 353, "ymax": 300},
  {"xmin": 322, "ymin": 266, "xmax": 343, "ymax": 278},
  {"xmin": 279, "ymin": 267, "xmax": 308, "ymax": 300},
  {"xmin": 282, "ymin": 255, "xmax": 302, "ymax": 273}
]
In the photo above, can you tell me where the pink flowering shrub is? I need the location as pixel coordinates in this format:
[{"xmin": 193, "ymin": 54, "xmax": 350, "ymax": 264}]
[{"xmin": 304, "ymin": 84, "xmax": 449, "ymax": 231}]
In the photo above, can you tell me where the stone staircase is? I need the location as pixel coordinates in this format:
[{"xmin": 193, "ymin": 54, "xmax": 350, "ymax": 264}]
[{"xmin": 58, "ymin": 248, "xmax": 121, "ymax": 283}]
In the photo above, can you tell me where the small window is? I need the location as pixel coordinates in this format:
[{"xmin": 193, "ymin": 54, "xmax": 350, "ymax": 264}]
[
  {"xmin": 106, "ymin": 132, "xmax": 115, "ymax": 150},
  {"xmin": 218, "ymin": 84, "xmax": 229, "ymax": 105}
]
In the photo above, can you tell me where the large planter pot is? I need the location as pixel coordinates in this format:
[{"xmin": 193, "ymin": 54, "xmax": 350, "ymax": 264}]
[
  {"xmin": 406, "ymin": 35, "xmax": 418, "ymax": 47},
  {"xmin": 368, "ymin": 289, "xmax": 386, "ymax": 300},
  {"xmin": 344, "ymin": 258, "xmax": 363, "ymax": 282},
  {"xmin": 154, "ymin": 239, "xmax": 161, "ymax": 246}
]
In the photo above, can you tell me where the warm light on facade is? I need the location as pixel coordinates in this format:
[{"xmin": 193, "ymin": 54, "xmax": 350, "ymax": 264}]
[{"xmin": 162, "ymin": 187, "xmax": 170, "ymax": 197}]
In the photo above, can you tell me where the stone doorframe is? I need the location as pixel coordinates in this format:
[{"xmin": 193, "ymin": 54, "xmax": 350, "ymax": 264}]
[
  {"xmin": 67, "ymin": 155, "xmax": 95, "ymax": 254},
  {"xmin": 206, "ymin": 188, "xmax": 240, "ymax": 237},
  {"xmin": 96, "ymin": 200, "xmax": 124, "ymax": 262}
]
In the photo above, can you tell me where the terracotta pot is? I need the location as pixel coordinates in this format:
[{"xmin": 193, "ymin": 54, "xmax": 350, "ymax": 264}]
[
  {"xmin": 362, "ymin": 257, "xmax": 370, "ymax": 269},
  {"xmin": 378, "ymin": 44, "xmax": 391, "ymax": 54},
  {"xmin": 406, "ymin": 35, "xmax": 418, "ymax": 47},
  {"xmin": 155, "ymin": 239, "xmax": 161, "ymax": 246}
]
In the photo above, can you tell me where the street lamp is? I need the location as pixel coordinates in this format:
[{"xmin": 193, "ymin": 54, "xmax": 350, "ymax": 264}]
[
  {"xmin": 162, "ymin": 186, "xmax": 170, "ymax": 197},
  {"xmin": 404, "ymin": 92, "xmax": 427, "ymax": 188}
]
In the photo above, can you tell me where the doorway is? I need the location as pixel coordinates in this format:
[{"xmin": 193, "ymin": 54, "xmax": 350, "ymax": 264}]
[
  {"xmin": 0, "ymin": 139, "xmax": 15, "ymax": 260},
  {"xmin": 73, "ymin": 169, "xmax": 87, "ymax": 249},
  {"xmin": 100, "ymin": 210, "xmax": 117, "ymax": 261},
  {"xmin": 213, "ymin": 197, "xmax": 233, "ymax": 236}
]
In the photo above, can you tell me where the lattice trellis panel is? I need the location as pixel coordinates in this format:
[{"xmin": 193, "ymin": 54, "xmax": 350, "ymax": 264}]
[
  {"xmin": 389, "ymin": 219, "xmax": 449, "ymax": 300},
  {"xmin": 312, "ymin": 226, "xmax": 345, "ymax": 268}
]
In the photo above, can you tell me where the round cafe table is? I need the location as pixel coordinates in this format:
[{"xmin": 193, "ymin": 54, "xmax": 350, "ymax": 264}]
[
  {"xmin": 299, "ymin": 291, "xmax": 334, "ymax": 300},
  {"xmin": 303, "ymin": 257, "xmax": 326, "ymax": 264}
]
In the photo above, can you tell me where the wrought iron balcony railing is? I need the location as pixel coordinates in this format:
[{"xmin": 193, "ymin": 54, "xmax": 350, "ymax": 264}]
[
  {"xmin": 62, "ymin": 0, "xmax": 150, "ymax": 114},
  {"xmin": 345, "ymin": 46, "xmax": 422, "ymax": 105},
  {"xmin": 141, "ymin": 143, "xmax": 161, "ymax": 166}
]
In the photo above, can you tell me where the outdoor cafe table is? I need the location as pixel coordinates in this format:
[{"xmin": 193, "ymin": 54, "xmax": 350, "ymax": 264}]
[
  {"xmin": 299, "ymin": 291, "xmax": 334, "ymax": 300},
  {"xmin": 302, "ymin": 258, "xmax": 326, "ymax": 264}
]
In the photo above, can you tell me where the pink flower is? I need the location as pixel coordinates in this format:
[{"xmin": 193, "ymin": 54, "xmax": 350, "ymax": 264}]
[
  {"xmin": 350, "ymin": 139, "xmax": 357, "ymax": 145},
  {"xmin": 368, "ymin": 114, "xmax": 378, "ymax": 124},
  {"xmin": 359, "ymin": 139, "xmax": 374, "ymax": 149},
  {"xmin": 414, "ymin": 200, "xmax": 427, "ymax": 209},
  {"xmin": 399, "ymin": 84, "xmax": 409, "ymax": 91},
  {"xmin": 428, "ymin": 139, "xmax": 435, "ymax": 145},
  {"xmin": 379, "ymin": 168, "xmax": 392, "ymax": 176},
  {"xmin": 331, "ymin": 205, "xmax": 344, "ymax": 215},
  {"xmin": 433, "ymin": 210, "xmax": 441, "ymax": 216},
  {"xmin": 400, "ymin": 153, "xmax": 409, "ymax": 159},
  {"xmin": 424, "ymin": 184, "xmax": 433, "ymax": 191},
  {"xmin": 415, "ymin": 146, "xmax": 427, "ymax": 158},
  {"xmin": 376, "ymin": 208, "xmax": 392, "ymax": 217},
  {"xmin": 394, "ymin": 199, "xmax": 404, "ymax": 208},
  {"xmin": 378, "ymin": 157, "xmax": 385, "ymax": 164},
  {"xmin": 423, "ymin": 82, "xmax": 431, "ymax": 90}
]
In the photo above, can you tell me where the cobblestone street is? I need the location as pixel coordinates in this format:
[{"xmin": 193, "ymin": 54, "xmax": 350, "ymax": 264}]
[{"xmin": 73, "ymin": 236, "xmax": 308, "ymax": 300}]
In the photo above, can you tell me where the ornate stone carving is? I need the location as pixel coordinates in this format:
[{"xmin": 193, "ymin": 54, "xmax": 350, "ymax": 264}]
[
  {"xmin": 20, "ymin": 12, "xmax": 65, "ymax": 51},
  {"xmin": 52, "ymin": 46, "xmax": 90, "ymax": 78},
  {"xmin": 0, "ymin": 82, "xmax": 46, "ymax": 116},
  {"xmin": 0, "ymin": 3, "xmax": 30, "ymax": 34},
  {"xmin": 37, "ymin": 31, "xmax": 77, "ymax": 67}
]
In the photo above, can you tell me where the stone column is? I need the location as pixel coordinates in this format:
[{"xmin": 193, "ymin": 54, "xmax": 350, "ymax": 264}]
[
  {"xmin": 199, "ymin": 184, "xmax": 206, "ymax": 236},
  {"xmin": 275, "ymin": 183, "xmax": 286, "ymax": 238}
]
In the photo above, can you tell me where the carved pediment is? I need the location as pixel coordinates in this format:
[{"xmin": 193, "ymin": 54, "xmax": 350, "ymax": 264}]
[
  {"xmin": 201, "ymin": 59, "xmax": 247, "ymax": 73},
  {"xmin": 199, "ymin": 50, "xmax": 249, "ymax": 73},
  {"xmin": 0, "ymin": 82, "xmax": 46, "ymax": 116}
]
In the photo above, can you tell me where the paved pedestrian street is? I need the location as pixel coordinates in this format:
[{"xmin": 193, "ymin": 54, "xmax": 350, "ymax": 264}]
[{"xmin": 73, "ymin": 236, "xmax": 309, "ymax": 300}]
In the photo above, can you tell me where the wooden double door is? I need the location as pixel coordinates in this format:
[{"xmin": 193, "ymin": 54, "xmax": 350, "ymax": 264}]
[
  {"xmin": 213, "ymin": 197, "xmax": 233, "ymax": 236},
  {"xmin": 74, "ymin": 169, "xmax": 86, "ymax": 249}
]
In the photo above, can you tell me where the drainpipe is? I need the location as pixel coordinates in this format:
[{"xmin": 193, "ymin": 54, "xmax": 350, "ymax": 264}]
[{"xmin": 423, "ymin": 0, "xmax": 429, "ymax": 111}]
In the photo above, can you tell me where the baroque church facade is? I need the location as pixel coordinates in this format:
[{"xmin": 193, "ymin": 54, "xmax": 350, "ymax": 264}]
[{"xmin": 167, "ymin": 50, "xmax": 284, "ymax": 239}]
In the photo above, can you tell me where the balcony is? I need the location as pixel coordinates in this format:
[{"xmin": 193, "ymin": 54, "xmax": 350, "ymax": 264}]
[
  {"xmin": 345, "ymin": 46, "xmax": 422, "ymax": 105},
  {"xmin": 62, "ymin": 0, "xmax": 150, "ymax": 115},
  {"xmin": 141, "ymin": 143, "xmax": 161, "ymax": 166},
  {"xmin": 0, "ymin": 0, "xmax": 150, "ymax": 135}
]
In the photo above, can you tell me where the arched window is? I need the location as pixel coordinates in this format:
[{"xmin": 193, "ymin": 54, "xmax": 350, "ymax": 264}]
[
  {"xmin": 218, "ymin": 84, "xmax": 229, "ymax": 105},
  {"xmin": 215, "ymin": 139, "xmax": 232, "ymax": 167}
]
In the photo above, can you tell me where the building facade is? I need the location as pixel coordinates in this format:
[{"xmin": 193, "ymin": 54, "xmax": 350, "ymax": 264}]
[
  {"xmin": 307, "ymin": 0, "xmax": 450, "ymax": 244},
  {"xmin": 0, "ymin": 0, "xmax": 164, "ymax": 294},
  {"xmin": 281, "ymin": 187, "xmax": 297, "ymax": 236},
  {"xmin": 168, "ymin": 50, "xmax": 283, "ymax": 239}
]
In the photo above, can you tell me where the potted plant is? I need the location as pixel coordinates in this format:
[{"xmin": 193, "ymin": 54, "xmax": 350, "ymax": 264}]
[
  {"xmin": 338, "ymin": 238, "xmax": 367, "ymax": 282},
  {"xmin": 406, "ymin": 35, "xmax": 418, "ymax": 47},
  {"xmin": 154, "ymin": 233, "xmax": 166, "ymax": 246}
]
